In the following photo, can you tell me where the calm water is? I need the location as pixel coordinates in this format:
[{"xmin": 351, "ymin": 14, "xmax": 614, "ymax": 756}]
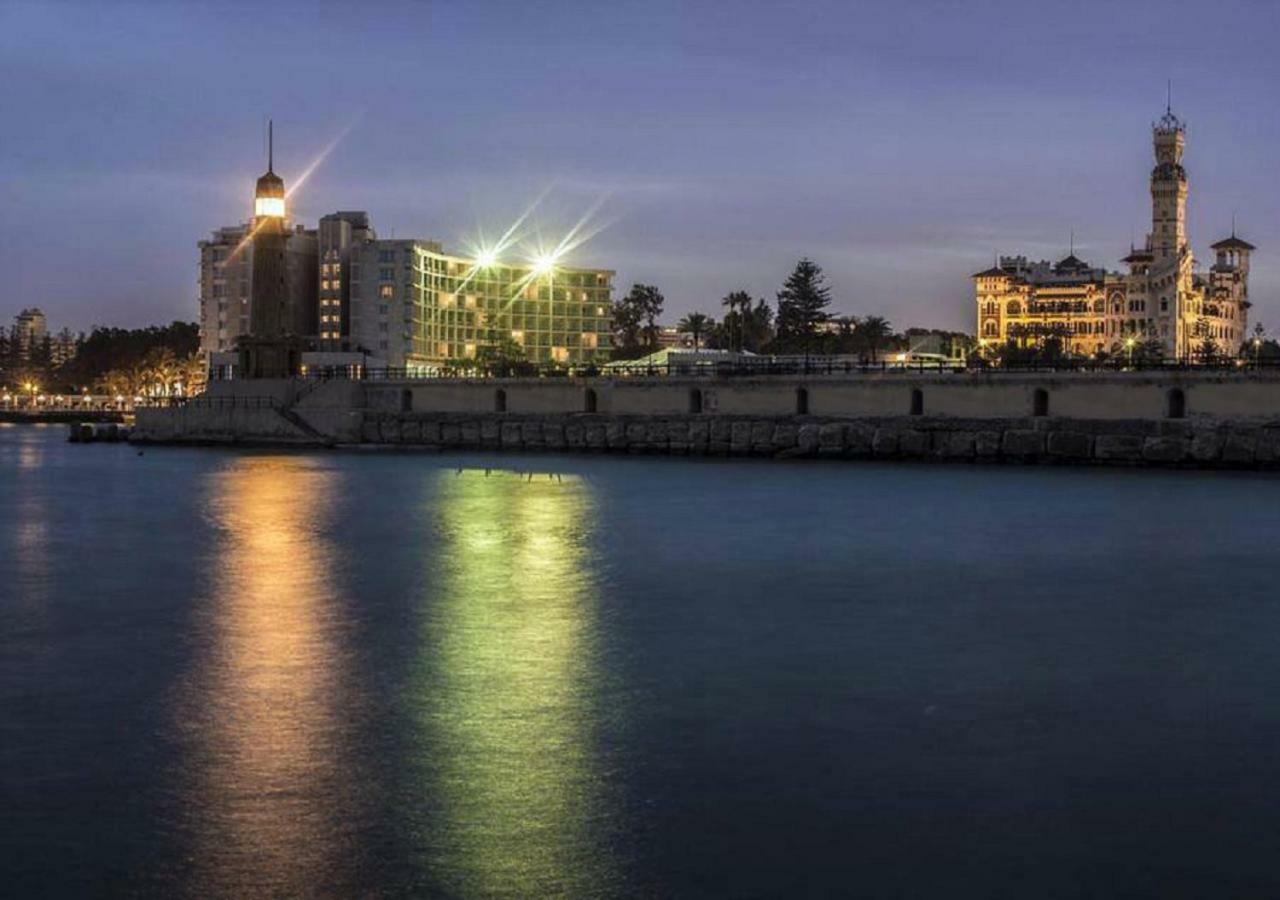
[{"xmin": 3, "ymin": 423, "xmax": 1280, "ymax": 897}]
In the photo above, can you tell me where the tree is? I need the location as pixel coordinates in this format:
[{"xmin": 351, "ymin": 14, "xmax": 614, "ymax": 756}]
[
  {"xmin": 855, "ymin": 316, "xmax": 893, "ymax": 363},
  {"xmin": 720, "ymin": 290, "xmax": 754, "ymax": 351},
  {"xmin": 611, "ymin": 284, "xmax": 665, "ymax": 359},
  {"xmin": 676, "ymin": 312, "xmax": 711, "ymax": 350},
  {"xmin": 773, "ymin": 258, "xmax": 831, "ymax": 353}
]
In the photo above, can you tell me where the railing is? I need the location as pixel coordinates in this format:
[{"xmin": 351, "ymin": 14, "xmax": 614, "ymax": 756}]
[
  {"xmin": 180, "ymin": 395, "xmax": 280, "ymax": 409},
  {"xmin": 207, "ymin": 355, "xmax": 1280, "ymax": 383}
]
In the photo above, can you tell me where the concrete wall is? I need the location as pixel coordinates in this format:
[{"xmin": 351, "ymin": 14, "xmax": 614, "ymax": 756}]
[{"xmin": 367, "ymin": 372, "xmax": 1280, "ymax": 422}]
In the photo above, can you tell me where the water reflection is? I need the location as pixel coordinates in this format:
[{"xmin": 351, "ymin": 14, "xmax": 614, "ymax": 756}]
[
  {"xmin": 176, "ymin": 456, "xmax": 357, "ymax": 897},
  {"xmin": 415, "ymin": 469, "xmax": 616, "ymax": 896}
]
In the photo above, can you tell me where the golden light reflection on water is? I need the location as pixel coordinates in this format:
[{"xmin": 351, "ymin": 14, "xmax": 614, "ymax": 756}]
[
  {"xmin": 418, "ymin": 469, "xmax": 616, "ymax": 896},
  {"xmin": 178, "ymin": 456, "xmax": 356, "ymax": 897}
]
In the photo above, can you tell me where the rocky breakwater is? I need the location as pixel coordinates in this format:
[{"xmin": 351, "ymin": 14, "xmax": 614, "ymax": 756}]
[{"xmin": 356, "ymin": 412, "xmax": 1280, "ymax": 468}]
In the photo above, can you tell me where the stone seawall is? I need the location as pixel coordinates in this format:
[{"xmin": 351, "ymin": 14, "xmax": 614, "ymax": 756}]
[{"xmin": 355, "ymin": 412, "xmax": 1280, "ymax": 467}]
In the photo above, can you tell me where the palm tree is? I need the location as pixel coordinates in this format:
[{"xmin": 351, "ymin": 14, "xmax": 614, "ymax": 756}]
[
  {"xmin": 856, "ymin": 316, "xmax": 893, "ymax": 363},
  {"xmin": 677, "ymin": 312, "xmax": 711, "ymax": 350},
  {"xmin": 720, "ymin": 290, "xmax": 753, "ymax": 351}
]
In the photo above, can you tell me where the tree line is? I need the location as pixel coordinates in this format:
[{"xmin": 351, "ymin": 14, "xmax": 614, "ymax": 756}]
[
  {"xmin": 609, "ymin": 257, "xmax": 967, "ymax": 362},
  {"xmin": 0, "ymin": 321, "xmax": 203, "ymax": 397}
]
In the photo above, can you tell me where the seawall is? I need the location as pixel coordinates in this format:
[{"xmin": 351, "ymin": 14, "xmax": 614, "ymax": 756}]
[{"xmin": 131, "ymin": 372, "xmax": 1280, "ymax": 468}]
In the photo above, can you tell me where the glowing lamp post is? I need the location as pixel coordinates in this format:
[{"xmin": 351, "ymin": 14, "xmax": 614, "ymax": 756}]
[{"xmin": 1125, "ymin": 337, "xmax": 1136, "ymax": 367}]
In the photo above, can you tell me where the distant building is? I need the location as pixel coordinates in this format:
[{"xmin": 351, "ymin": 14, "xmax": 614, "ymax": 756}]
[
  {"xmin": 975, "ymin": 104, "xmax": 1252, "ymax": 359},
  {"xmin": 50, "ymin": 328, "xmax": 79, "ymax": 366},
  {"xmin": 12, "ymin": 308, "xmax": 47, "ymax": 361}
]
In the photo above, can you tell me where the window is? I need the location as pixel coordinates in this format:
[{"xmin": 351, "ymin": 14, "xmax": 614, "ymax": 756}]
[
  {"xmin": 379, "ymin": 285, "xmax": 394, "ymax": 299},
  {"xmin": 910, "ymin": 388, "xmax": 923, "ymax": 416},
  {"xmin": 1033, "ymin": 388, "xmax": 1049, "ymax": 417}
]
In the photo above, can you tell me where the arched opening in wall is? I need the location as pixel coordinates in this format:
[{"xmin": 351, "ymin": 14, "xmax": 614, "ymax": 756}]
[
  {"xmin": 689, "ymin": 389, "xmax": 703, "ymax": 414},
  {"xmin": 400, "ymin": 389, "xmax": 413, "ymax": 412},
  {"xmin": 584, "ymin": 388, "xmax": 597, "ymax": 413},
  {"xmin": 1033, "ymin": 388, "xmax": 1049, "ymax": 417},
  {"xmin": 909, "ymin": 388, "xmax": 923, "ymax": 416},
  {"xmin": 1167, "ymin": 388, "xmax": 1186, "ymax": 419},
  {"xmin": 795, "ymin": 387, "xmax": 809, "ymax": 415},
  {"xmin": 494, "ymin": 388, "xmax": 507, "ymax": 413}
]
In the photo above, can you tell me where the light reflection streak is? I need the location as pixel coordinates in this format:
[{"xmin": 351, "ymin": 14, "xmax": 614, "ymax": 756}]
[
  {"xmin": 414, "ymin": 469, "xmax": 616, "ymax": 896},
  {"xmin": 177, "ymin": 456, "xmax": 357, "ymax": 897}
]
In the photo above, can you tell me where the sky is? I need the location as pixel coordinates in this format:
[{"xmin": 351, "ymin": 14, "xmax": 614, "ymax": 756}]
[{"xmin": 2, "ymin": 0, "xmax": 1278, "ymax": 335}]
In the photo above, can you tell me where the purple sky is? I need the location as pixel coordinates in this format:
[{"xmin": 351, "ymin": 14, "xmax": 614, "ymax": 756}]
[{"xmin": 2, "ymin": 0, "xmax": 1277, "ymax": 335}]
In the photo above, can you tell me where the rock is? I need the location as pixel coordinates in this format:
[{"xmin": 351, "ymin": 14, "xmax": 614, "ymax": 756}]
[
  {"xmin": 460, "ymin": 422, "xmax": 480, "ymax": 446},
  {"xmin": 844, "ymin": 423, "xmax": 876, "ymax": 457},
  {"xmin": 975, "ymin": 431, "xmax": 1002, "ymax": 457},
  {"xmin": 688, "ymin": 420, "xmax": 710, "ymax": 454},
  {"xmin": 751, "ymin": 421, "xmax": 775, "ymax": 454},
  {"xmin": 480, "ymin": 419, "xmax": 501, "ymax": 447},
  {"xmin": 872, "ymin": 428, "xmax": 899, "ymax": 456},
  {"xmin": 379, "ymin": 416, "xmax": 401, "ymax": 443},
  {"xmin": 440, "ymin": 422, "xmax": 462, "ymax": 446},
  {"xmin": 1002, "ymin": 429, "xmax": 1045, "ymax": 458},
  {"xmin": 500, "ymin": 422, "xmax": 522, "ymax": 447},
  {"xmin": 942, "ymin": 431, "xmax": 976, "ymax": 459},
  {"xmin": 1094, "ymin": 434, "xmax": 1144, "ymax": 461},
  {"xmin": 898, "ymin": 429, "xmax": 929, "ymax": 457},
  {"xmin": 521, "ymin": 421, "xmax": 544, "ymax": 447},
  {"xmin": 361, "ymin": 418, "xmax": 381, "ymax": 443},
  {"xmin": 586, "ymin": 422, "xmax": 608, "ymax": 450},
  {"xmin": 1189, "ymin": 432, "xmax": 1223, "ymax": 463},
  {"xmin": 1047, "ymin": 431, "xmax": 1091, "ymax": 460},
  {"xmin": 543, "ymin": 421, "xmax": 565, "ymax": 449},
  {"xmin": 730, "ymin": 421, "xmax": 752, "ymax": 455},
  {"xmin": 797, "ymin": 423, "xmax": 821, "ymax": 453},
  {"xmin": 605, "ymin": 420, "xmax": 627, "ymax": 450},
  {"xmin": 400, "ymin": 420, "xmax": 421, "ymax": 443},
  {"xmin": 564, "ymin": 421, "xmax": 585, "ymax": 449},
  {"xmin": 710, "ymin": 419, "xmax": 732, "ymax": 444},
  {"xmin": 420, "ymin": 420, "xmax": 442, "ymax": 444},
  {"xmin": 1221, "ymin": 431, "xmax": 1257, "ymax": 464},
  {"xmin": 772, "ymin": 423, "xmax": 798, "ymax": 451},
  {"xmin": 1142, "ymin": 436, "xmax": 1187, "ymax": 463}
]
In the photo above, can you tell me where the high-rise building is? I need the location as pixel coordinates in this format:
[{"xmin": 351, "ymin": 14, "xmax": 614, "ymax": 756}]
[
  {"xmin": 345, "ymin": 238, "xmax": 613, "ymax": 370},
  {"xmin": 12, "ymin": 308, "xmax": 48, "ymax": 361},
  {"xmin": 975, "ymin": 104, "xmax": 1252, "ymax": 359},
  {"xmin": 317, "ymin": 211, "xmax": 376, "ymax": 352}
]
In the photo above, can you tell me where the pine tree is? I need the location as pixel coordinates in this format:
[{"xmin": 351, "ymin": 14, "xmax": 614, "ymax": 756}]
[{"xmin": 774, "ymin": 258, "xmax": 831, "ymax": 353}]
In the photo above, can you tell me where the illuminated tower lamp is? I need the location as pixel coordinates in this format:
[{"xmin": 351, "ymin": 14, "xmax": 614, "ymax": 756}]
[{"xmin": 239, "ymin": 121, "xmax": 303, "ymax": 379}]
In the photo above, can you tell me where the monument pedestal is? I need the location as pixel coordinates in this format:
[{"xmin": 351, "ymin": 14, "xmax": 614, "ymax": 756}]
[{"xmin": 238, "ymin": 335, "xmax": 305, "ymax": 380}]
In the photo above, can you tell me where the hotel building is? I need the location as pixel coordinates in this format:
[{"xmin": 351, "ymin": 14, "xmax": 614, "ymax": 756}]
[{"xmin": 975, "ymin": 105, "xmax": 1253, "ymax": 359}]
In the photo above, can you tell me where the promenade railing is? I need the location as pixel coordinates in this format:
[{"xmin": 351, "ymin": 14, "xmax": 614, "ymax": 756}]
[{"xmin": 207, "ymin": 355, "xmax": 1280, "ymax": 383}]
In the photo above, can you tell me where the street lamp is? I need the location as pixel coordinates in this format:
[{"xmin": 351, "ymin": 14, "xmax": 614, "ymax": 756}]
[{"xmin": 1125, "ymin": 337, "xmax": 1136, "ymax": 367}]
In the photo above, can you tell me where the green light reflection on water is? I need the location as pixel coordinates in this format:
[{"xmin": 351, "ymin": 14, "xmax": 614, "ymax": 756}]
[{"xmin": 414, "ymin": 468, "xmax": 617, "ymax": 897}]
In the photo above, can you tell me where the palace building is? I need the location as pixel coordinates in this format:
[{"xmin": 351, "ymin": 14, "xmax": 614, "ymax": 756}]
[{"xmin": 974, "ymin": 105, "xmax": 1253, "ymax": 360}]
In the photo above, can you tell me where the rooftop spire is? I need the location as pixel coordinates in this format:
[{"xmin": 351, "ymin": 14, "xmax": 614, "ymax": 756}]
[
  {"xmin": 1166, "ymin": 78, "xmax": 1172, "ymax": 116},
  {"xmin": 268, "ymin": 119, "xmax": 273, "ymax": 173}
]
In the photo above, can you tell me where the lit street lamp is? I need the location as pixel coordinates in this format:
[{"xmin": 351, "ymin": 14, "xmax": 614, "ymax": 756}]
[{"xmin": 1125, "ymin": 337, "xmax": 1136, "ymax": 367}]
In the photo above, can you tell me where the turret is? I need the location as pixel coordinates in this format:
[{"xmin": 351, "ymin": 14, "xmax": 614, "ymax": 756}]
[{"xmin": 1149, "ymin": 102, "xmax": 1188, "ymax": 261}]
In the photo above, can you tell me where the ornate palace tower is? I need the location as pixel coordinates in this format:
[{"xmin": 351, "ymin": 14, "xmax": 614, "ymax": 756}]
[{"xmin": 1149, "ymin": 104, "xmax": 1188, "ymax": 261}]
